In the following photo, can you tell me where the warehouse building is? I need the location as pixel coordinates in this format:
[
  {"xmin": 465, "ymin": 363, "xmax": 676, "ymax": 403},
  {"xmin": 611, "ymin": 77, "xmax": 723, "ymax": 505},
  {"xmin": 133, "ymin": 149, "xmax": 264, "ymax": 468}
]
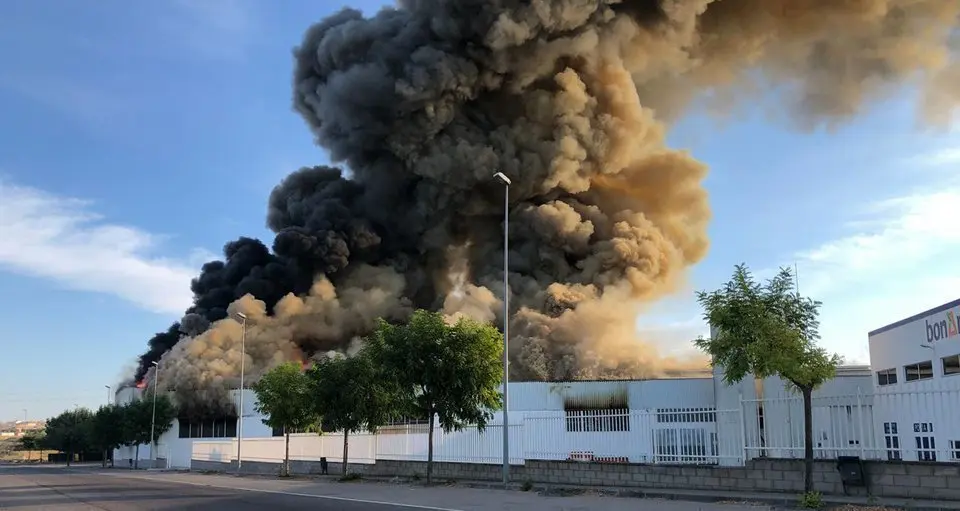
[
  {"xmin": 113, "ymin": 301, "xmax": 960, "ymax": 469},
  {"xmin": 867, "ymin": 298, "xmax": 960, "ymax": 462}
]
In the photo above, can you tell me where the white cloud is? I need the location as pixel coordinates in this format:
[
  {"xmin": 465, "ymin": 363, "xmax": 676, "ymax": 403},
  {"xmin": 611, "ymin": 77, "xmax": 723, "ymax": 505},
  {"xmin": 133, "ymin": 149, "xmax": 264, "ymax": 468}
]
[
  {"xmin": 0, "ymin": 180, "xmax": 208, "ymax": 315},
  {"xmin": 791, "ymin": 176, "xmax": 960, "ymax": 363}
]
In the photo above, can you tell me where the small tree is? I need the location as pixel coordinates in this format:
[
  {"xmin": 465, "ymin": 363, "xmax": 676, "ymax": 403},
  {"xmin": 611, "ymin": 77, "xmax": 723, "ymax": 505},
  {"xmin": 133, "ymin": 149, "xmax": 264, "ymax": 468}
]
[
  {"xmin": 251, "ymin": 362, "xmax": 316, "ymax": 477},
  {"xmin": 694, "ymin": 264, "xmax": 841, "ymax": 493},
  {"xmin": 89, "ymin": 405, "xmax": 126, "ymax": 467},
  {"xmin": 308, "ymin": 348, "xmax": 403, "ymax": 477},
  {"xmin": 367, "ymin": 310, "xmax": 503, "ymax": 484},
  {"xmin": 18, "ymin": 431, "xmax": 45, "ymax": 462},
  {"xmin": 44, "ymin": 408, "xmax": 94, "ymax": 466},
  {"xmin": 122, "ymin": 394, "xmax": 177, "ymax": 469}
]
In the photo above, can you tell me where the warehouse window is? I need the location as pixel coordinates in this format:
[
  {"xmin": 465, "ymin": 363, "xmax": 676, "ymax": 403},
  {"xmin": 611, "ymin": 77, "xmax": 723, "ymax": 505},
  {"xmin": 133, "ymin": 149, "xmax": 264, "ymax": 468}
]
[
  {"xmin": 565, "ymin": 408, "xmax": 630, "ymax": 432},
  {"xmin": 656, "ymin": 408, "xmax": 717, "ymax": 423},
  {"xmin": 178, "ymin": 417, "xmax": 237, "ymax": 438},
  {"xmin": 654, "ymin": 428, "xmax": 713, "ymax": 464},
  {"xmin": 904, "ymin": 361, "xmax": 933, "ymax": 382},
  {"xmin": 271, "ymin": 426, "xmax": 317, "ymax": 437},
  {"xmin": 883, "ymin": 422, "xmax": 901, "ymax": 460},
  {"xmin": 941, "ymin": 354, "xmax": 960, "ymax": 376},
  {"xmin": 950, "ymin": 440, "xmax": 960, "ymax": 461},
  {"xmin": 876, "ymin": 368, "xmax": 897, "ymax": 386},
  {"xmin": 914, "ymin": 422, "xmax": 936, "ymax": 461}
]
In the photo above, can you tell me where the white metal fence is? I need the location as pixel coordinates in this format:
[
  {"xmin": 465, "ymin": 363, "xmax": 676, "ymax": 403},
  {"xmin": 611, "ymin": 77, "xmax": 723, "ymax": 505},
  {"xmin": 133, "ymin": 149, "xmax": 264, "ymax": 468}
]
[
  {"xmin": 192, "ymin": 409, "xmax": 745, "ymax": 467},
  {"xmin": 188, "ymin": 387, "xmax": 960, "ymax": 469},
  {"xmin": 742, "ymin": 387, "xmax": 960, "ymax": 463}
]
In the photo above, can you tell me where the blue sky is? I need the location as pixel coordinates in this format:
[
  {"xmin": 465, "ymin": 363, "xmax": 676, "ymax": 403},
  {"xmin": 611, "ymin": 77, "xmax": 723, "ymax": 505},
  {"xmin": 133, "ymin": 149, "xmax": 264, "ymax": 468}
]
[{"xmin": 1, "ymin": 1, "xmax": 957, "ymax": 421}]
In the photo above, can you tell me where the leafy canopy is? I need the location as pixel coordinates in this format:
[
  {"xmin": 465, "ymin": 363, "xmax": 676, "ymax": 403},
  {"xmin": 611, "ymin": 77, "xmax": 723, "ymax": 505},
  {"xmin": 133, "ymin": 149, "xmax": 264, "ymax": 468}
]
[
  {"xmin": 44, "ymin": 408, "xmax": 94, "ymax": 453},
  {"xmin": 367, "ymin": 309, "xmax": 503, "ymax": 432},
  {"xmin": 89, "ymin": 404, "xmax": 126, "ymax": 452},
  {"xmin": 122, "ymin": 393, "xmax": 178, "ymax": 446},
  {"xmin": 694, "ymin": 264, "xmax": 841, "ymax": 391},
  {"xmin": 308, "ymin": 348, "xmax": 402, "ymax": 434},
  {"xmin": 252, "ymin": 362, "xmax": 316, "ymax": 434}
]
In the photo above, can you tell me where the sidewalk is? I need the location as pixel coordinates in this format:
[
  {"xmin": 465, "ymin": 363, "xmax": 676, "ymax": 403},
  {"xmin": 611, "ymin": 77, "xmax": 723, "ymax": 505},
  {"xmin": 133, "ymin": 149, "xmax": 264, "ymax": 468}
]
[
  {"xmin": 97, "ymin": 469, "xmax": 771, "ymax": 511},
  {"xmin": 95, "ymin": 468, "xmax": 960, "ymax": 511}
]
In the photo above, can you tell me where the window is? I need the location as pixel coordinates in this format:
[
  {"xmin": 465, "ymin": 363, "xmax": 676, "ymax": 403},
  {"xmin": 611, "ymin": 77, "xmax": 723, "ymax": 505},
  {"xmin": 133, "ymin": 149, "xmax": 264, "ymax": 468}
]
[
  {"xmin": 942, "ymin": 354, "xmax": 960, "ymax": 376},
  {"xmin": 950, "ymin": 440, "xmax": 960, "ymax": 461},
  {"xmin": 271, "ymin": 426, "xmax": 315, "ymax": 437},
  {"xmin": 655, "ymin": 408, "xmax": 717, "ymax": 423},
  {"xmin": 178, "ymin": 417, "xmax": 237, "ymax": 439},
  {"xmin": 883, "ymin": 422, "xmax": 901, "ymax": 460},
  {"xmin": 914, "ymin": 422, "xmax": 936, "ymax": 461},
  {"xmin": 904, "ymin": 361, "xmax": 934, "ymax": 382},
  {"xmin": 654, "ymin": 428, "xmax": 714, "ymax": 464},
  {"xmin": 565, "ymin": 408, "xmax": 630, "ymax": 432},
  {"xmin": 876, "ymin": 368, "xmax": 897, "ymax": 386}
]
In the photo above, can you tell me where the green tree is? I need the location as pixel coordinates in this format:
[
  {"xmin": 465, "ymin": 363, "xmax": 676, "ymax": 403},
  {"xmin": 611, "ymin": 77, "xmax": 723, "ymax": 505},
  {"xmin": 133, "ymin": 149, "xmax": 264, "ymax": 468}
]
[
  {"xmin": 44, "ymin": 408, "xmax": 94, "ymax": 466},
  {"xmin": 308, "ymin": 349, "xmax": 403, "ymax": 477},
  {"xmin": 367, "ymin": 309, "xmax": 503, "ymax": 484},
  {"xmin": 18, "ymin": 431, "xmax": 45, "ymax": 462},
  {"xmin": 251, "ymin": 362, "xmax": 316, "ymax": 477},
  {"xmin": 693, "ymin": 264, "xmax": 841, "ymax": 493},
  {"xmin": 122, "ymin": 394, "xmax": 177, "ymax": 469},
  {"xmin": 89, "ymin": 405, "xmax": 126, "ymax": 467}
]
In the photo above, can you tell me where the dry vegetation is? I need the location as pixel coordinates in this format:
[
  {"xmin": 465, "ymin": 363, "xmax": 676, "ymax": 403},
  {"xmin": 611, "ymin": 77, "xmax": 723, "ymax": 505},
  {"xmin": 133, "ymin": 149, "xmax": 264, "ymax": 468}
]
[{"xmin": 0, "ymin": 437, "xmax": 48, "ymax": 463}]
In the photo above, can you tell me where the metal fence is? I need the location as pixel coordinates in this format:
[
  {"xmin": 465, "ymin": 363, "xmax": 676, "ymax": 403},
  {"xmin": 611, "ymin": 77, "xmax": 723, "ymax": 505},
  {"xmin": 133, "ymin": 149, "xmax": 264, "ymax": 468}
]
[
  {"xmin": 192, "ymin": 409, "xmax": 744, "ymax": 467},
  {"xmin": 741, "ymin": 386, "xmax": 960, "ymax": 463},
  {"xmin": 187, "ymin": 387, "xmax": 960, "ymax": 469}
]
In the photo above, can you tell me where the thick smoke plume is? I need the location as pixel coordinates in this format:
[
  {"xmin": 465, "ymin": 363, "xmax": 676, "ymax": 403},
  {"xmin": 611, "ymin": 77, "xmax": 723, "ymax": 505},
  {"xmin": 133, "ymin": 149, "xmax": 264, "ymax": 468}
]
[{"xmin": 137, "ymin": 0, "xmax": 959, "ymax": 410}]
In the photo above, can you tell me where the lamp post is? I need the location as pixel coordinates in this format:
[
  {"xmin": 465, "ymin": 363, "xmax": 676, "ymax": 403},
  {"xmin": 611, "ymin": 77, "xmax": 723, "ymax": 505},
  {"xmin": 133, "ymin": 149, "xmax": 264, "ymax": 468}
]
[
  {"xmin": 493, "ymin": 171, "xmax": 511, "ymax": 487},
  {"xmin": 150, "ymin": 361, "xmax": 159, "ymax": 468},
  {"xmin": 235, "ymin": 311, "xmax": 247, "ymax": 473},
  {"xmin": 105, "ymin": 385, "xmax": 111, "ymax": 406}
]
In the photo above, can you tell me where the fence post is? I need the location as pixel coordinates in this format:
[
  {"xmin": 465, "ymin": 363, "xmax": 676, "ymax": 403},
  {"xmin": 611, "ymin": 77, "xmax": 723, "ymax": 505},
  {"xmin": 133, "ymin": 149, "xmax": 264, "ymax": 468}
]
[
  {"xmin": 738, "ymin": 392, "xmax": 748, "ymax": 465},
  {"xmin": 856, "ymin": 387, "xmax": 866, "ymax": 459}
]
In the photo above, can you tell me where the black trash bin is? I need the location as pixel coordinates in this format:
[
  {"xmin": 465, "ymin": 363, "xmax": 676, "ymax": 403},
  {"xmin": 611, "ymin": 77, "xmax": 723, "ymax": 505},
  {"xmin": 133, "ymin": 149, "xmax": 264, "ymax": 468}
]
[{"xmin": 836, "ymin": 456, "xmax": 867, "ymax": 495}]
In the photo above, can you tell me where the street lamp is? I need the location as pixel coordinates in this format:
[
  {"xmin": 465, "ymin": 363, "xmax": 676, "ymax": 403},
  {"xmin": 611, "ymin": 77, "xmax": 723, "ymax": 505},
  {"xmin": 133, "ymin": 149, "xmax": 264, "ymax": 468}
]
[
  {"xmin": 22, "ymin": 409, "xmax": 26, "ymax": 422},
  {"xmin": 235, "ymin": 311, "xmax": 247, "ymax": 473},
  {"xmin": 149, "ymin": 361, "xmax": 159, "ymax": 468},
  {"xmin": 493, "ymin": 171, "xmax": 511, "ymax": 487},
  {"xmin": 105, "ymin": 385, "xmax": 111, "ymax": 406}
]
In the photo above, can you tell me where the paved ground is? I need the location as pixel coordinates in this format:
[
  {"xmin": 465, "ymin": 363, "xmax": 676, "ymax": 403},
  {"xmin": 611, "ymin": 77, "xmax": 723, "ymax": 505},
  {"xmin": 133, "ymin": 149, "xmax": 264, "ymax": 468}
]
[{"xmin": 0, "ymin": 464, "xmax": 770, "ymax": 510}]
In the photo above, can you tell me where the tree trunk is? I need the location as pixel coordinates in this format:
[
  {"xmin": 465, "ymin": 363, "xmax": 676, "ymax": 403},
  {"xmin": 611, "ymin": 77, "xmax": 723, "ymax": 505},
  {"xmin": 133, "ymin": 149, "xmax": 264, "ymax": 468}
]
[
  {"xmin": 284, "ymin": 432, "xmax": 291, "ymax": 477},
  {"xmin": 102, "ymin": 449, "xmax": 107, "ymax": 468},
  {"xmin": 426, "ymin": 406, "xmax": 435, "ymax": 485},
  {"xmin": 802, "ymin": 386, "xmax": 814, "ymax": 493},
  {"xmin": 134, "ymin": 444, "xmax": 140, "ymax": 469},
  {"xmin": 66, "ymin": 447, "xmax": 72, "ymax": 467},
  {"xmin": 342, "ymin": 429, "xmax": 350, "ymax": 477}
]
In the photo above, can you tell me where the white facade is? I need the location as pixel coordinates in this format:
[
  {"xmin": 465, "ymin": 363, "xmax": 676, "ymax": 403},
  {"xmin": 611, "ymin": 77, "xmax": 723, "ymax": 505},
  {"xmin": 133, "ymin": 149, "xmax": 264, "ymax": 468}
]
[{"xmin": 867, "ymin": 298, "xmax": 960, "ymax": 463}]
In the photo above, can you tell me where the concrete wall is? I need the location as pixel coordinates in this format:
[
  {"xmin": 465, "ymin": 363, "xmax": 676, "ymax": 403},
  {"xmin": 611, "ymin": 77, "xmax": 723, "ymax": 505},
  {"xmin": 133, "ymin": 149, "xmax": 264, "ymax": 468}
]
[{"xmin": 191, "ymin": 457, "xmax": 960, "ymax": 500}]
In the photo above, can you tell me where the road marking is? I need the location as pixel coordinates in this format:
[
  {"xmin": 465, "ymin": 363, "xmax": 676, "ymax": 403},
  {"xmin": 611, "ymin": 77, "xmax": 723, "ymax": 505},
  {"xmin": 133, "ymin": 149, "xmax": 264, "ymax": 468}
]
[{"xmin": 107, "ymin": 473, "xmax": 464, "ymax": 511}]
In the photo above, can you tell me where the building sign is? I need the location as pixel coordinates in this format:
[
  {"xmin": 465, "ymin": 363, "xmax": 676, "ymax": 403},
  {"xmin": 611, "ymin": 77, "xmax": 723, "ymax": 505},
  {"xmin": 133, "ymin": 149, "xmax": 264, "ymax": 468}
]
[{"xmin": 925, "ymin": 309, "xmax": 958, "ymax": 343}]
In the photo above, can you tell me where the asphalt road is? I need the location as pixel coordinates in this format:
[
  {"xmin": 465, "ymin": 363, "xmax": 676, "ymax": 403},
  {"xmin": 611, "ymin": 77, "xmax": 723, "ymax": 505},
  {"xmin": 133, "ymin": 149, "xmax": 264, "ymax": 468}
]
[{"xmin": 0, "ymin": 464, "xmax": 770, "ymax": 511}]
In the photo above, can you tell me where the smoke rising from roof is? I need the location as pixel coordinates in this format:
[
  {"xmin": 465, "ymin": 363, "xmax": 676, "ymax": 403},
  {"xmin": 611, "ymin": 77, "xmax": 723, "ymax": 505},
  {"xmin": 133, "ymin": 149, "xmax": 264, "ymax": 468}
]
[{"xmin": 136, "ymin": 0, "xmax": 958, "ymax": 405}]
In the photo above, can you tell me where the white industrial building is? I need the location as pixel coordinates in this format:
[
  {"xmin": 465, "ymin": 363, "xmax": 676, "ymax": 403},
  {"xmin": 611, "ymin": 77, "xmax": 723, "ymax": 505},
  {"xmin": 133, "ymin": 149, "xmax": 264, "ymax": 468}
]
[
  {"xmin": 113, "ymin": 298, "xmax": 960, "ymax": 469},
  {"xmin": 867, "ymin": 298, "xmax": 960, "ymax": 463}
]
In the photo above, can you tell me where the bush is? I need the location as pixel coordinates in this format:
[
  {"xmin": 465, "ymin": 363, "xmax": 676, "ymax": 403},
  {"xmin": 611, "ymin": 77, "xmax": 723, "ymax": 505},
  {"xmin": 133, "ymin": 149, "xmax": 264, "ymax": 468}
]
[{"xmin": 799, "ymin": 490, "xmax": 824, "ymax": 509}]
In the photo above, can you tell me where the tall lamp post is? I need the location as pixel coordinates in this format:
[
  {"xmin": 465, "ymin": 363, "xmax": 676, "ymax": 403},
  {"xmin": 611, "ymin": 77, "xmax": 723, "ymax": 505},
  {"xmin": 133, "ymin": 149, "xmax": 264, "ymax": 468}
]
[
  {"xmin": 105, "ymin": 385, "xmax": 111, "ymax": 406},
  {"xmin": 149, "ymin": 361, "xmax": 159, "ymax": 468},
  {"xmin": 235, "ymin": 311, "xmax": 248, "ymax": 473},
  {"xmin": 493, "ymin": 171, "xmax": 511, "ymax": 487}
]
